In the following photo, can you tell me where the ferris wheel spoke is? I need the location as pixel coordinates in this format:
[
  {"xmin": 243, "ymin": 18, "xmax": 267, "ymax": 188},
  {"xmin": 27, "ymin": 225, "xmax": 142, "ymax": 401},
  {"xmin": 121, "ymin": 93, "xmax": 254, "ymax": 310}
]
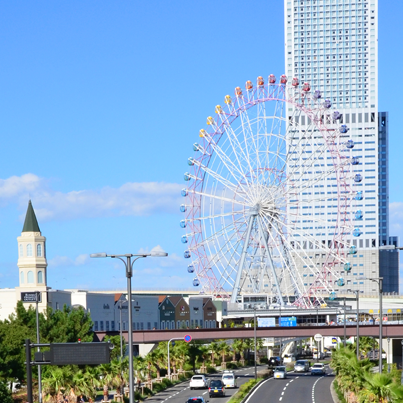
[{"xmin": 192, "ymin": 189, "xmax": 249, "ymax": 207}]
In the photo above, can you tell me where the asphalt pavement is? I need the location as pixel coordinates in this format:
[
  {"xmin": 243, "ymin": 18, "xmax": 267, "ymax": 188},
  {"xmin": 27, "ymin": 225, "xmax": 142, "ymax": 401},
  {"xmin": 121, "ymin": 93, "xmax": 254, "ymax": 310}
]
[
  {"xmin": 144, "ymin": 366, "xmax": 263, "ymax": 403},
  {"xmin": 245, "ymin": 364, "xmax": 334, "ymax": 403}
]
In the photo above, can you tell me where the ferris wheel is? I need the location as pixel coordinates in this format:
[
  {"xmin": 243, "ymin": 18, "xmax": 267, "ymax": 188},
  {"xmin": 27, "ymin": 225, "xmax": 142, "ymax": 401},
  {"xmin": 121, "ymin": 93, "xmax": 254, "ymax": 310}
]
[{"xmin": 180, "ymin": 74, "xmax": 363, "ymax": 308}]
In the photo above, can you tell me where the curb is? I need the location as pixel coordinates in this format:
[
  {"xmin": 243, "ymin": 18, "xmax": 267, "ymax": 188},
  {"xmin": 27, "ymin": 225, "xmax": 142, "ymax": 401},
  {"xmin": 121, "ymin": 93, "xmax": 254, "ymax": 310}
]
[
  {"xmin": 330, "ymin": 379, "xmax": 341, "ymax": 403},
  {"xmin": 239, "ymin": 377, "xmax": 271, "ymax": 403}
]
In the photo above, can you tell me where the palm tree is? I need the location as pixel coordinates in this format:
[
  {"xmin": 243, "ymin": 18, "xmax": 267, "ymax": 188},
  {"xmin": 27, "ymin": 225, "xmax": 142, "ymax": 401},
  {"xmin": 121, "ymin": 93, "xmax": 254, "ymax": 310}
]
[
  {"xmin": 150, "ymin": 348, "xmax": 166, "ymax": 379},
  {"xmin": 209, "ymin": 341, "xmax": 220, "ymax": 366},
  {"xmin": 217, "ymin": 341, "xmax": 230, "ymax": 368},
  {"xmin": 173, "ymin": 341, "xmax": 189, "ymax": 372},
  {"xmin": 360, "ymin": 372, "xmax": 396, "ymax": 403},
  {"xmin": 72, "ymin": 369, "xmax": 93, "ymax": 399},
  {"xmin": 41, "ymin": 366, "xmax": 72, "ymax": 402},
  {"xmin": 199, "ymin": 345, "xmax": 210, "ymax": 372},
  {"xmin": 231, "ymin": 339, "xmax": 245, "ymax": 363}
]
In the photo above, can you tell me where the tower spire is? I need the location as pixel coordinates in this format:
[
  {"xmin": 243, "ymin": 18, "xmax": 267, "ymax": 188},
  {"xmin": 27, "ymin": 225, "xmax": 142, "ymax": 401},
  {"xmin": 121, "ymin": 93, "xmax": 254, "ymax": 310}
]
[{"xmin": 22, "ymin": 200, "xmax": 40, "ymax": 233}]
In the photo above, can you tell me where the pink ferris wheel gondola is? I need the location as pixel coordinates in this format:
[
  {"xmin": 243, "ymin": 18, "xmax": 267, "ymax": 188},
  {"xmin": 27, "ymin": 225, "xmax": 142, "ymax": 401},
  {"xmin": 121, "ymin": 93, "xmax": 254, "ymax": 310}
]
[{"xmin": 180, "ymin": 74, "xmax": 358, "ymax": 308}]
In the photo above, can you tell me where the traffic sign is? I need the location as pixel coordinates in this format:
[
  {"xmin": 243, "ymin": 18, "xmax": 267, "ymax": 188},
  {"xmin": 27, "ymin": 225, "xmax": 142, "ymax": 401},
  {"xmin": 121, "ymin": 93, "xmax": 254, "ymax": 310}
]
[
  {"xmin": 314, "ymin": 333, "xmax": 323, "ymax": 341},
  {"xmin": 21, "ymin": 292, "xmax": 41, "ymax": 303},
  {"xmin": 184, "ymin": 334, "xmax": 192, "ymax": 343}
]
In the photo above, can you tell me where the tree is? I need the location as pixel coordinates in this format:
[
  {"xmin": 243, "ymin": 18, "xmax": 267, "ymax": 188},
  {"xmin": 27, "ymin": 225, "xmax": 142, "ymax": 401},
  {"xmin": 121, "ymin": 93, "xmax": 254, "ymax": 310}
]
[
  {"xmin": 104, "ymin": 335, "xmax": 127, "ymax": 361},
  {"xmin": 231, "ymin": 339, "xmax": 245, "ymax": 362},
  {"xmin": 217, "ymin": 341, "xmax": 230, "ymax": 365},
  {"xmin": 0, "ymin": 381, "xmax": 13, "ymax": 403}
]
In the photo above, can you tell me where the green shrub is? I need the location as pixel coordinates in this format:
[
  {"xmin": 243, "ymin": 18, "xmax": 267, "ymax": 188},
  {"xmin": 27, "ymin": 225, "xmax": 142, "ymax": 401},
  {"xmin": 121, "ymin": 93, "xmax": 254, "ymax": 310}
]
[
  {"xmin": 259, "ymin": 357, "xmax": 268, "ymax": 364},
  {"xmin": 153, "ymin": 382, "xmax": 165, "ymax": 392},
  {"xmin": 161, "ymin": 378, "xmax": 174, "ymax": 388},
  {"xmin": 226, "ymin": 362, "xmax": 238, "ymax": 370},
  {"xmin": 207, "ymin": 366, "xmax": 218, "ymax": 374},
  {"xmin": 142, "ymin": 386, "xmax": 153, "ymax": 396},
  {"xmin": 0, "ymin": 382, "xmax": 13, "ymax": 403},
  {"xmin": 227, "ymin": 378, "xmax": 261, "ymax": 403}
]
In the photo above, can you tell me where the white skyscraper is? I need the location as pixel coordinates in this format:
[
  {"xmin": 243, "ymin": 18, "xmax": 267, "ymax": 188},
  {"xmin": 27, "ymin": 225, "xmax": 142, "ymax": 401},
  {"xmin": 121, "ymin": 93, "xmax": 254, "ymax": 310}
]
[{"xmin": 284, "ymin": 0, "xmax": 398, "ymax": 296}]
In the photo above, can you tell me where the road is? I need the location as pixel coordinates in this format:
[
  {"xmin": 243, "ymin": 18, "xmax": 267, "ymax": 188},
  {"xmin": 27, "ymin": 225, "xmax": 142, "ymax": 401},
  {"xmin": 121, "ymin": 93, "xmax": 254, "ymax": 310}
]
[
  {"xmin": 143, "ymin": 364, "xmax": 335, "ymax": 403},
  {"xmin": 246, "ymin": 364, "xmax": 334, "ymax": 403},
  {"xmin": 144, "ymin": 366, "xmax": 262, "ymax": 403}
]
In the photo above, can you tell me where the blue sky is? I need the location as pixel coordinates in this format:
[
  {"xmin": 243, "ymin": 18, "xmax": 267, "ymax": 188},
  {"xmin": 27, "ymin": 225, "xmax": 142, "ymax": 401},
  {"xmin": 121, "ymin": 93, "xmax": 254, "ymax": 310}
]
[{"xmin": 0, "ymin": 1, "xmax": 402, "ymax": 292}]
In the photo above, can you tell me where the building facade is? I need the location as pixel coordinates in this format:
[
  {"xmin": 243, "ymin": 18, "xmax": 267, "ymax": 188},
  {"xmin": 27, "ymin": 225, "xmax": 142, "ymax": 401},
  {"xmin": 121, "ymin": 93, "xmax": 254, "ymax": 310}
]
[{"xmin": 283, "ymin": 0, "xmax": 398, "ymax": 295}]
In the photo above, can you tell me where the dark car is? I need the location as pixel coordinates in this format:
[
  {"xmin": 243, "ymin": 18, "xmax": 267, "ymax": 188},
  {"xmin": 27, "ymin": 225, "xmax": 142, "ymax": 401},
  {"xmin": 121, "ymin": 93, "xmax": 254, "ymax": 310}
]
[
  {"xmin": 186, "ymin": 398, "xmax": 209, "ymax": 403},
  {"xmin": 268, "ymin": 356, "xmax": 282, "ymax": 368},
  {"xmin": 209, "ymin": 380, "xmax": 225, "ymax": 397}
]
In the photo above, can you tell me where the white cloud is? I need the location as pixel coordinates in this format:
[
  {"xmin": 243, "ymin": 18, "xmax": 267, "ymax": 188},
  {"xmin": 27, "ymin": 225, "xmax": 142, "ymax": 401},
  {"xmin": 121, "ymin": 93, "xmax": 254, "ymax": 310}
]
[
  {"xmin": 0, "ymin": 173, "xmax": 183, "ymax": 222},
  {"xmin": 49, "ymin": 254, "xmax": 90, "ymax": 268}
]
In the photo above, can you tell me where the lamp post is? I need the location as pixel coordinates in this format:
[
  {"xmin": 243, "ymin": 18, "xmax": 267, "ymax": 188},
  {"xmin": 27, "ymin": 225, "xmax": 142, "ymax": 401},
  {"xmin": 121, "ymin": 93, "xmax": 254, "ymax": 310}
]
[
  {"xmin": 351, "ymin": 290, "xmax": 360, "ymax": 360},
  {"xmin": 401, "ymin": 340, "xmax": 403, "ymax": 384},
  {"xmin": 35, "ymin": 292, "xmax": 42, "ymax": 403},
  {"xmin": 387, "ymin": 338, "xmax": 391, "ymax": 373},
  {"xmin": 91, "ymin": 247, "xmax": 168, "ymax": 403},
  {"xmin": 343, "ymin": 297, "xmax": 347, "ymax": 348},
  {"xmin": 370, "ymin": 277, "xmax": 383, "ymax": 373},
  {"xmin": 254, "ymin": 306, "xmax": 257, "ymax": 379},
  {"xmin": 167, "ymin": 337, "xmax": 183, "ymax": 379},
  {"xmin": 119, "ymin": 299, "xmax": 129, "ymax": 360}
]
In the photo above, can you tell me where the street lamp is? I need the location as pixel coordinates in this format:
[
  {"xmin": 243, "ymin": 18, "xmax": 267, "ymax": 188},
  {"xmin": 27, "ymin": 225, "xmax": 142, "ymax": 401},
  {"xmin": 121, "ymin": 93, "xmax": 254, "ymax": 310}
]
[
  {"xmin": 91, "ymin": 247, "xmax": 168, "ymax": 403},
  {"xmin": 254, "ymin": 306, "xmax": 257, "ymax": 380},
  {"xmin": 343, "ymin": 297, "xmax": 347, "ymax": 348},
  {"xmin": 371, "ymin": 277, "xmax": 383, "ymax": 373},
  {"xmin": 351, "ymin": 290, "xmax": 360, "ymax": 360}
]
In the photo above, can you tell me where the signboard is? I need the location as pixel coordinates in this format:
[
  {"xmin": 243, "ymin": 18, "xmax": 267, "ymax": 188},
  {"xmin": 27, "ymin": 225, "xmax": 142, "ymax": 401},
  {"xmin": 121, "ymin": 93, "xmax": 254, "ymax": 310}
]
[
  {"xmin": 314, "ymin": 333, "xmax": 323, "ymax": 341},
  {"xmin": 50, "ymin": 342, "xmax": 111, "ymax": 365},
  {"xmin": 21, "ymin": 292, "xmax": 41, "ymax": 303},
  {"xmin": 184, "ymin": 334, "xmax": 192, "ymax": 343},
  {"xmin": 258, "ymin": 317, "xmax": 276, "ymax": 327},
  {"xmin": 331, "ymin": 337, "xmax": 338, "ymax": 345},
  {"xmin": 279, "ymin": 317, "xmax": 297, "ymax": 327}
]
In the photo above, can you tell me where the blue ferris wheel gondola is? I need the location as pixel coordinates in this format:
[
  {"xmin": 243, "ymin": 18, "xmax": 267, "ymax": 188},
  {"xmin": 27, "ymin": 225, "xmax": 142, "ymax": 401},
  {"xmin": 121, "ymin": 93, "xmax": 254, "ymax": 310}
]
[
  {"xmin": 181, "ymin": 236, "xmax": 188, "ymax": 244},
  {"xmin": 333, "ymin": 111, "xmax": 341, "ymax": 120},
  {"xmin": 184, "ymin": 172, "xmax": 191, "ymax": 181},
  {"xmin": 337, "ymin": 278, "xmax": 345, "ymax": 287},
  {"xmin": 340, "ymin": 125, "xmax": 349, "ymax": 134},
  {"xmin": 184, "ymin": 250, "xmax": 191, "ymax": 258},
  {"xmin": 181, "ymin": 188, "xmax": 188, "ymax": 197},
  {"xmin": 193, "ymin": 278, "xmax": 200, "ymax": 287},
  {"xmin": 193, "ymin": 143, "xmax": 200, "ymax": 152},
  {"xmin": 187, "ymin": 265, "xmax": 195, "ymax": 273},
  {"xmin": 180, "ymin": 220, "xmax": 187, "ymax": 228},
  {"xmin": 329, "ymin": 292, "xmax": 336, "ymax": 301},
  {"xmin": 355, "ymin": 191, "xmax": 363, "ymax": 201},
  {"xmin": 180, "ymin": 204, "xmax": 187, "ymax": 213},
  {"xmin": 188, "ymin": 157, "xmax": 194, "ymax": 166},
  {"xmin": 324, "ymin": 99, "xmax": 332, "ymax": 108},
  {"xmin": 353, "ymin": 228, "xmax": 362, "ymax": 237},
  {"xmin": 344, "ymin": 262, "xmax": 351, "ymax": 272},
  {"xmin": 349, "ymin": 245, "xmax": 357, "ymax": 255},
  {"xmin": 355, "ymin": 210, "xmax": 363, "ymax": 220},
  {"xmin": 354, "ymin": 174, "xmax": 363, "ymax": 183},
  {"xmin": 313, "ymin": 90, "xmax": 321, "ymax": 99},
  {"xmin": 346, "ymin": 139, "xmax": 354, "ymax": 148},
  {"xmin": 351, "ymin": 157, "xmax": 360, "ymax": 165}
]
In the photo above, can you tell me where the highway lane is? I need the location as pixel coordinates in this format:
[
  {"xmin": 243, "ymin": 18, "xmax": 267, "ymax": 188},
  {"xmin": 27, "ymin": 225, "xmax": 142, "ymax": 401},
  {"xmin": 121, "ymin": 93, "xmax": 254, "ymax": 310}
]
[
  {"xmin": 245, "ymin": 364, "xmax": 335, "ymax": 403},
  {"xmin": 144, "ymin": 366, "xmax": 261, "ymax": 403}
]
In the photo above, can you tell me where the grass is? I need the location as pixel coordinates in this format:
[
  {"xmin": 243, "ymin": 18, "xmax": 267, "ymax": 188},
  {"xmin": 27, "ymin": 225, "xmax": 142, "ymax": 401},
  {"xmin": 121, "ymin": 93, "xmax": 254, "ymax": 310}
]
[
  {"xmin": 226, "ymin": 378, "xmax": 262, "ymax": 403},
  {"xmin": 332, "ymin": 379, "xmax": 347, "ymax": 403}
]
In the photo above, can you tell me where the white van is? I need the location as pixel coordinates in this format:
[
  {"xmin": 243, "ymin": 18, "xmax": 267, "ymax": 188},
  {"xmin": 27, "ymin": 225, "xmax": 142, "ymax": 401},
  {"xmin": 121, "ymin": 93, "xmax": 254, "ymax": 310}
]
[{"xmin": 222, "ymin": 371, "xmax": 237, "ymax": 388}]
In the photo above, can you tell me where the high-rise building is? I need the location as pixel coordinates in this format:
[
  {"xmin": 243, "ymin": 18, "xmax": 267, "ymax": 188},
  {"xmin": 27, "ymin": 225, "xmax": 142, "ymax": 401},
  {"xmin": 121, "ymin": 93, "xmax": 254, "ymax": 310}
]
[{"xmin": 284, "ymin": 0, "xmax": 398, "ymax": 295}]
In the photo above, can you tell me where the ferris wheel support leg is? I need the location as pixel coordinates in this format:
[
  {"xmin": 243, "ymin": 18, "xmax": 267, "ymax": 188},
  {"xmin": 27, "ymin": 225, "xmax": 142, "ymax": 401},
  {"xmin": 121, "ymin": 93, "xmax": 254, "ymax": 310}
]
[
  {"xmin": 257, "ymin": 216, "xmax": 285, "ymax": 307},
  {"xmin": 230, "ymin": 214, "xmax": 255, "ymax": 303}
]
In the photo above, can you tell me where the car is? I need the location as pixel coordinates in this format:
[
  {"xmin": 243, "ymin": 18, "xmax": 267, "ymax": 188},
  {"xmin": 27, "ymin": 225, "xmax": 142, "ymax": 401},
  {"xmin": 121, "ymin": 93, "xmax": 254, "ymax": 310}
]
[
  {"xmin": 294, "ymin": 360, "xmax": 310, "ymax": 372},
  {"xmin": 283, "ymin": 354, "xmax": 296, "ymax": 363},
  {"xmin": 222, "ymin": 371, "xmax": 237, "ymax": 388},
  {"xmin": 186, "ymin": 397, "xmax": 209, "ymax": 403},
  {"xmin": 208, "ymin": 380, "xmax": 225, "ymax": 397},
  {"xmin": 268, "ymin": 356, "xmax": 282, "ymax": 368},
  {"xmin": 310, "ymin": 363, "xmax": 326, "ymax": 376},
  {"xmin": 273, "ymin": 366, "xmax": 287, "ymax": 379},
  {"xmin": 190, "ymin": 375, "xmax": 208, "ymax": 390}
]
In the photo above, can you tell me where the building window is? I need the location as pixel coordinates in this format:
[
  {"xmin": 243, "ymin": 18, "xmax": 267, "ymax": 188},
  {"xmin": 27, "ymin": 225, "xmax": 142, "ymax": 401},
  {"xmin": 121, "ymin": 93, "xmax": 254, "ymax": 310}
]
[
  {"xmin": 147, "ymin": 322, "xmax": 151, "ymax": 330},
  {"xmin": 19, "ymin": 244, "xmax": 23, "ymax": 257},
  {"xmin": 20, "ymin": 271, "xmax": 24, "ymax": 284},
  {"xmin": 111, "ymin": 321, "xmax": 115, "ymax": 331},
  {"xmin": 154, "ymin": 322, "xmax": 158, "ymax": 330},
  {"xmin": 106, "ymin": 321, "xmax": 110, "ymax": 331},
  {"xmin": 100, "ymin": 321, "xmax": 104, "ymax": 331},
  {"xmin": 27, "ymin": 271, "xmax": 34, "ymax": 283},
  {"xmin": 161, "ymin": 321, "xmax": 165, "ymax": 329},
  {"xmin": 37, "ymin": 271, "xmax": 43, "ymax": 283},
  {"xmin": 205, "ymin": 320, "xmax": 208, "ymax": 328},
  {"xmin": 37, "ymin": 244, "xmax": 42, "ymax": 257},
  {"xmin": 27, "ymin": 244, "xmax": 33, "ymax": 257},
  {"xmin": 56, "ymin": 302, "xmax": 59, "ymax": 310},
  {"xmin": 177, "ymin": 321, "xmax": 180, "ymax": 329},
  {"xmin": 171, "ymin": 320, "xmax": 175, "ymax": 329},
  {"xmin": 94, "ymin": 321, "xmax": 99, "ymax": 331}
]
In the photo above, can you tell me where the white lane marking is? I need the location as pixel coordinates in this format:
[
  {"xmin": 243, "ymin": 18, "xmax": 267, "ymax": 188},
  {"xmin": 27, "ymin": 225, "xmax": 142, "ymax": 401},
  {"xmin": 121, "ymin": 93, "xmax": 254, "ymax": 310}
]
[
  {"xmin": 286, "ymin": 383, "xmax": 290, "ymax": 386},
  {"xmin": 243, "ymin": 377, "xmax": 273, "ymax": 403},
  {"xmin": 283, "ymin": 387, "xmax": 287, "ymax": 390},
  {"xmin": 203, "ymin": 392, "xmax": 207, "ymax": 395},
  {"xmin": 279, "ymin": 398, "xmax": 283, "ymax": 401},
  {"xmin": 312, "ymin": 375, "xmax": 324, "ymax": 403},
  {"xmin": 281, "ymin": 391, "xmax": 285, "ymax": 395}
]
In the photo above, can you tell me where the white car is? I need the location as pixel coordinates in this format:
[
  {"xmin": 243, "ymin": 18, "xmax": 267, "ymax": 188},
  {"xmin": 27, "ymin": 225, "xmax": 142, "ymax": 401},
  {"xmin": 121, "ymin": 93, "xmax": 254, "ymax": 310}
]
[
  {"xmin": 222, "ymin": 371, "xmax": 237, "ymax": 388},
  {"xmin": 310, "ymin": 363, "xmax": 326, "ymax": 376},
  {"xmin": 190, "ymin": 375, "xmax": 208, "ymax": 390},
  {"xmin": 273, "ymin": 366, "xmax": 287, "ymax": 379}
]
